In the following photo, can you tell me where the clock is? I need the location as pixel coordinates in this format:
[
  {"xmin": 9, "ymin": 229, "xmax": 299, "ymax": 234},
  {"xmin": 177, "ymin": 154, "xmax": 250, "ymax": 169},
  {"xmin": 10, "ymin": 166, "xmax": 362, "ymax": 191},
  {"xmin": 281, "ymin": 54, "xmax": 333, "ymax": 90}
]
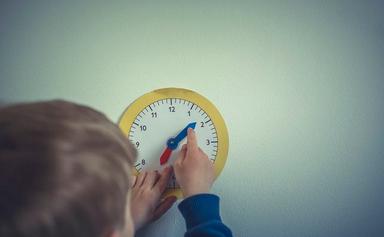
[{"xmin": 118, "ymin": 88, "xmax": 229, "ymax": 198}]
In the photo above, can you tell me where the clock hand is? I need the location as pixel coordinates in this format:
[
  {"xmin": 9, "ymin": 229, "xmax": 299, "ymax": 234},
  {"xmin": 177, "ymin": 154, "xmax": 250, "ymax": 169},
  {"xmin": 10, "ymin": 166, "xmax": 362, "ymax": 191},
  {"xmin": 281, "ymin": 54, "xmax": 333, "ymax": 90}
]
[
  {"xmin": 173, "ymin": 122, "xmax": 197, "ymax": 145},
  {"xmin": 159, "ymin": 122, "xmax": 197, "ymax": 165},
  {"xmin": 159, "ymin": 147, "xmax": 173, "ymax": 166}
]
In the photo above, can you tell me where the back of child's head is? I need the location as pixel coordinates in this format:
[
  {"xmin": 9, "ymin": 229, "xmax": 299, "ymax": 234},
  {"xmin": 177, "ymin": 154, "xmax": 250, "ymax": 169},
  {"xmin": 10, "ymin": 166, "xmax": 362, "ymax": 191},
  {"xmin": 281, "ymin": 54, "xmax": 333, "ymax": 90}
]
[{"xmin": 0, "ymin": 100, "xmax": 136, "ymax": 237}]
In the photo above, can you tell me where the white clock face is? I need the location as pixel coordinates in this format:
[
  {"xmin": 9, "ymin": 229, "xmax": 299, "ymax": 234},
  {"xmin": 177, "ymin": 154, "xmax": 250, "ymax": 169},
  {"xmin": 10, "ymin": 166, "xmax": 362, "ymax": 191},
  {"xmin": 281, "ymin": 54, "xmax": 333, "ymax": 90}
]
[{"xmin": 128, "ymin": 98, "xmax": 218, "ymax": 189}]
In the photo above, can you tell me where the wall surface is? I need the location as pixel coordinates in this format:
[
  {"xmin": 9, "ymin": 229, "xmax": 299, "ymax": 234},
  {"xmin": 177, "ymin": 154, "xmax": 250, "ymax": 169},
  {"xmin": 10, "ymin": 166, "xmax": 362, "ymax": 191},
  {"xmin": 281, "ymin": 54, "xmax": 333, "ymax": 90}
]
[{"xmin": 1, "ymin": 1, "xmax": 384, "ymax": 236}]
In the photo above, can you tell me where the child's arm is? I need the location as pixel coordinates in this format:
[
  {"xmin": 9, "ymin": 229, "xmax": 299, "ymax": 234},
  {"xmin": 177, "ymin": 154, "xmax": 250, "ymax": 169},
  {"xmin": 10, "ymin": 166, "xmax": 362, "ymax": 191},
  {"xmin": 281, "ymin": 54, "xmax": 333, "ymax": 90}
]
[
  {"xmin": 178, "ymin": 194, "xmax": 232, "ymax": 237},
  {"xmin": 174, "ymin": 129, "xmax": 233, "ymax": 237}
]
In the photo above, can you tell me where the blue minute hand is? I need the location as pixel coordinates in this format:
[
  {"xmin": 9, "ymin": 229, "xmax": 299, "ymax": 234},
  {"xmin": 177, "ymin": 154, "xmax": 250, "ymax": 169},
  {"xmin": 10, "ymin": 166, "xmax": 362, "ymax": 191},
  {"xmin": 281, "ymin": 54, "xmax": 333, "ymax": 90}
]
[
  {"xmin": 160, "ymin": 122, "xmax": 197, "ymax": 165},
  {"xmin": 167, "ymin": 122, "xmax": 196, "ymax": 150},
  {"xmin": 174, "ymin": 122, "xmax": 197, "ymax": 144}
]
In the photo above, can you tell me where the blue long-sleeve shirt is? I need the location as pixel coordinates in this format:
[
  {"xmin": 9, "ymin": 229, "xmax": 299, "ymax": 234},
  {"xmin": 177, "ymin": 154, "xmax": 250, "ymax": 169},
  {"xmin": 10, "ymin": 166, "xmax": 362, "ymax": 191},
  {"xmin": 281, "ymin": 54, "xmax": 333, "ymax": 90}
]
[{"xmin": 178, "ymin": 194, "xmax": 233, "ymax": 237}]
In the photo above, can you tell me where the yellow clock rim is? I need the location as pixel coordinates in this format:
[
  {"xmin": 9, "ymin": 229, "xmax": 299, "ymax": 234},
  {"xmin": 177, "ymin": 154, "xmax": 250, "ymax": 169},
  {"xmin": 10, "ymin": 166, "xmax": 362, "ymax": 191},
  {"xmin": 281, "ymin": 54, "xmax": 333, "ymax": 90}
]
[{"xmin": 118, "ymin": 87, "xmax": 229, "ymax": 199}]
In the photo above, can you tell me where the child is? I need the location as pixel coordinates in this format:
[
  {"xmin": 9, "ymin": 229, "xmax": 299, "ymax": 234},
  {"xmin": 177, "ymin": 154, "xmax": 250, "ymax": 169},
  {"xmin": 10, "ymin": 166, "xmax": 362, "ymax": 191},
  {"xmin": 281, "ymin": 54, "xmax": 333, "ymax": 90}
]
[{"xmin": 0, "ymin": 100, "xmax": 232, "ymax": 237}]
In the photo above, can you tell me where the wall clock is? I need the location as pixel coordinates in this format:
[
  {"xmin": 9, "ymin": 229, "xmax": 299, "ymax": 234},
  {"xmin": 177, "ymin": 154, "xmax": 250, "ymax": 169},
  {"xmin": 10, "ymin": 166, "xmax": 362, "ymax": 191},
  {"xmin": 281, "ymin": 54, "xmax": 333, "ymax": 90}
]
[{"xmin": 118, "ymin": 88, "xmax": 228, "ymax": 198}]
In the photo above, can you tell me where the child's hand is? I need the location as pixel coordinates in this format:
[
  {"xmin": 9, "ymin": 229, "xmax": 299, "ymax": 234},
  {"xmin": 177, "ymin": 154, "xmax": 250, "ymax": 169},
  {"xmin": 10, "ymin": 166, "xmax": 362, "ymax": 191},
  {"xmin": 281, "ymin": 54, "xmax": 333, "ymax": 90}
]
[
  {"xmin": 130, "ymin": 167, "xmax": 177, "ymax": 231},
  {"xmin": 174, "ymin": 128, "xmax": 215, "ymax": 198}
]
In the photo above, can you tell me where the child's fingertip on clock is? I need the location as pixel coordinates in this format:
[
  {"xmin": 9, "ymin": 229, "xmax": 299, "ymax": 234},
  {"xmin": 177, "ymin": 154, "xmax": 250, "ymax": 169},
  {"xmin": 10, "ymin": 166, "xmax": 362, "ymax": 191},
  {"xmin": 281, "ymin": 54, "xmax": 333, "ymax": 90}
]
[
  {"xmin": 187, "ymin": 128, "xmax": 198, "ymax": 148},
  {"xmin": 187, "ymin": 127, "xmax": 195, "ymax": 137}
]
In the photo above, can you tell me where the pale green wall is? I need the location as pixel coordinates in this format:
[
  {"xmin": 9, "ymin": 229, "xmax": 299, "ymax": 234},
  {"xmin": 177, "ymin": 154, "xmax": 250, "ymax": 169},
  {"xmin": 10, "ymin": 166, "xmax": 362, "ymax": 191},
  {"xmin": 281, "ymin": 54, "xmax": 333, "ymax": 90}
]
[{"xmin": 1, "ymin": 1, "xmax": 384, "ymax": 236}]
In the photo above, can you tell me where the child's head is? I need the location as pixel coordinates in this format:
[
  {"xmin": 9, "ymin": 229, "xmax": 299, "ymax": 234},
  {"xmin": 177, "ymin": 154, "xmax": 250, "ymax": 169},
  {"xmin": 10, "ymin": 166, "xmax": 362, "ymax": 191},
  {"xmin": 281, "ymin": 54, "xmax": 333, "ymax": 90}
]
[{"xmin": 0, "ymin": 101, "xmax": 137, "ymax": 237}]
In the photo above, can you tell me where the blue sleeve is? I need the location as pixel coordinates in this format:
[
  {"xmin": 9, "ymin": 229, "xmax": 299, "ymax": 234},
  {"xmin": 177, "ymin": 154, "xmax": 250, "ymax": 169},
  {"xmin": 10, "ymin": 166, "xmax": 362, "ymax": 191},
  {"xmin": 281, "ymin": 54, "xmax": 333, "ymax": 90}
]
[{"xmin": 178, "ymin": 194, "xmax": 233, "ymax": 237}]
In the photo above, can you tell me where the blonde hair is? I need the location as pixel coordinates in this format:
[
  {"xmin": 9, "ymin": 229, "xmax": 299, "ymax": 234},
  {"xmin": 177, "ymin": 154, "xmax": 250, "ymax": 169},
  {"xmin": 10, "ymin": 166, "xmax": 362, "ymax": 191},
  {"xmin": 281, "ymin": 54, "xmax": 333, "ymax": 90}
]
[{"xmin": 0, "ymin": 100, "xmax": 136, "ymax": 237}]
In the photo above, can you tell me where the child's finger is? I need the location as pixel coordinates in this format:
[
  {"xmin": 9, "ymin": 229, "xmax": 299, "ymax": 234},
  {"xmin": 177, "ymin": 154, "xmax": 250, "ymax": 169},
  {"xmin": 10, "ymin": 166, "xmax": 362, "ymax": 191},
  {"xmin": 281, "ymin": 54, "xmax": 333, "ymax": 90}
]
[
  {"xmin": 143, "ymin": 171, "xmax": 157, "ymax": 188},
  {"xmin": 152, "ymin": 196, "xmax": 177, "ymax": 221},
  {"xmin": 186, "ymin": 128, "xmax": 198, "ymax": 152},
  {"xmin": 130, "ymin": 175, "xmax": 137, "ymax": 188},
  {"xmin": 135, "ymin": 171, "xmax": 147, "ymax": 187},
  {"xmin": 153, "ymin": 170, "xmax": 161, "ymax": 186},
  {"xmin": 154, "ymin": 166, "xmax": 172, "ymax": 192}
]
